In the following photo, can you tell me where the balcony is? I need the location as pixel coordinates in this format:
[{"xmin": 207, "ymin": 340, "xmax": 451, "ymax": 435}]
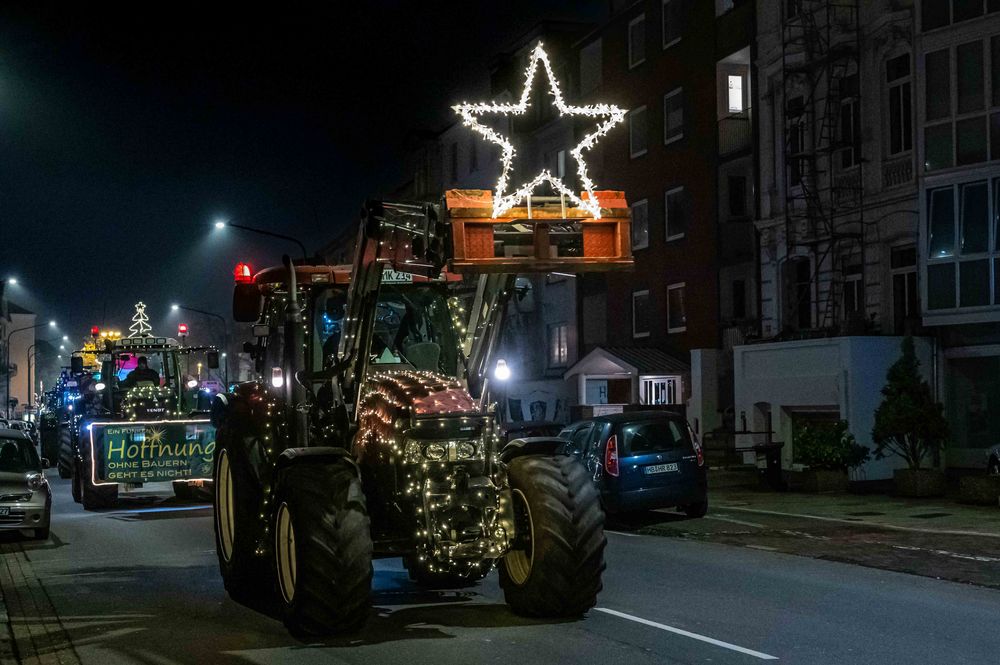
[
  {"xmin": 718, "ymin": 109, "xmax": 751, "ymax": 156},
  {"xmin": 882, "ymin": 154, "xmax": 913, "ymax": 189}
]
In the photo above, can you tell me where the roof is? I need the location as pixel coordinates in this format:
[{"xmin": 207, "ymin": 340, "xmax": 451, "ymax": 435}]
[{"xmin": 564, "ymin": 346, "xmax": 689, "ymax": 379}]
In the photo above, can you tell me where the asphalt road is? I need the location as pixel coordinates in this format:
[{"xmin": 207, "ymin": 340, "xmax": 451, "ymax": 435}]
[{"xmin": 3, "ymin": 477, "xmax": 1000, "ymax": 665}]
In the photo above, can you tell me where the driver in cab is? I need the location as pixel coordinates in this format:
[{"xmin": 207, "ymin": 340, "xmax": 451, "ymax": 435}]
[{"xmin": 121, "ymin": 356, "xmax": 160, "ymax": 390}]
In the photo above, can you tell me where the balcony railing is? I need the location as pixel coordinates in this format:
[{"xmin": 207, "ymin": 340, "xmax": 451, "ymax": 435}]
[
  {"xmin": 718, "ymin": 109, "xmax": 751, "ymax": 156},
  {"xmin": 882, "ymin": 154, "xmax": 913, "ymax": 189}
]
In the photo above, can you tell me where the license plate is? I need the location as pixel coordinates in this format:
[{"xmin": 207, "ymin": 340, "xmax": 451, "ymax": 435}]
[
  {"xmin": 0, "ymin": 507, "xmax": 9, "ymax": 516},
  {"xmin": 644, "ymin": 463, "xmax": 678, "ymax": 475}
]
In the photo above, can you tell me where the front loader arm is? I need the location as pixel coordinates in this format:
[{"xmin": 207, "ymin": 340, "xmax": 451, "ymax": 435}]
[{"xmin": 336, "ymin": 200, "xmax": 448, "ymax": 416}]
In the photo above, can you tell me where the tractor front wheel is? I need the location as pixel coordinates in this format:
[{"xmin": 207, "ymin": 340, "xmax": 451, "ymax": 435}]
[
  {"xmin": 273, "ymin": 461, "xmax": 372, "ymax": 635},
  {"xmin": 499, "ymin": 455, "xmax": 606, "ymax": 617}
]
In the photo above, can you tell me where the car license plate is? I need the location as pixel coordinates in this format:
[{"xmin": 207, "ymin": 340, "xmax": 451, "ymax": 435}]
[
  {"xmin": 644, "ymin": 463, "xmax": 678, "ymax": 475},
  {"xmin": 0, "ymin": 507, "xmax": 9, "ymax": 516}
]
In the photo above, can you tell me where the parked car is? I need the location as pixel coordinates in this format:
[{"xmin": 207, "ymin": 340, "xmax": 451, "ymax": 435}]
[
  {"xmin": 0, "ymin": 427, "xmax": 51, "ymax": 539},
  {"xmin": 559, "ymin": 411, "xmax": 707, "ymax": 516},
  {"xmin": 500, "ymin": 420, "xmax": 564, "ymax": 443},
  {"xmin": 987, "ymin": 445, "xmax": 1000, "ymax": 475},
  {"xmin": 8, "ymin": 420, "xmax": 39, "ymax": 448}
]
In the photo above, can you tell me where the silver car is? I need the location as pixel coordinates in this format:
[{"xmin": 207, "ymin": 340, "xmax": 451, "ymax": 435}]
[{"xmin": 0, "ymin": 428, "xmax": 51, "ymax": 539}]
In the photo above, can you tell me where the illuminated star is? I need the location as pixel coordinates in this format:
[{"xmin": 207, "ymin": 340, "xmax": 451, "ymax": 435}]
[
  {"xmin": 147, "ymin": 427, "xmax": 165, "ymax": 446},
  {"xmin": 453, "ymin": 42, "xmax": 625, "ymax": 219}
]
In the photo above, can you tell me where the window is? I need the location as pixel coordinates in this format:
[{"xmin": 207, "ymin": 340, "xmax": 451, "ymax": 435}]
[
  {"xmin": 622, "ymin": 417, "xmax": 686, "ymax": 450},
  {"xmin": 839, "ymin": 74, "xmax": 860, "ymax": 168},
  {"xmin": 632, "ymin": 290, "xmax": 651, "ymax": 338},
  {"xmin": 728, "ymin": 175, "xmax": 748, "ymax": 218},
  {"xmin": 450, "ymin": 142, "xmax": 459, "ymax": 183},
  {"xmin": 923, "ymin": 0, "xmax": 995, "ymax": 30},
  {"xmin": 732, "ymin": 279, "xmax": 747, "ymax": 319},
  {"xmin": 630, "ymin": 106, "xmax": 648, "ymax": 158},
  {"xmin": 665, "ymin": 186, "xmax": 687, "ymax": 240},
  {"xmin": 628, "ymin": 14, "xmax": 646, "ymax": 69},
  {"xmin": 921, "ymin": 0, "xmax": 950, "ymax": 30},
  {"xmin": 957, "ymin": 41, "xmax": 984, "ymax": 114},
  {"xmin": 785, "ymin": 0, "xmax": 800, "ymax": 20},
  {"xmin": 891, "ymin": 246, "xmax": 919, "ymax": 334},
  {"xmin": 548, "ymin": 323, "xmax": 569, "ymax": 367},
  {"xmin": 887, "ymin": 54, "xmax": 913, "ymax": 155},
  {"xmin": 925, "ymin": 49, "xmax": 951, "ymax": 122},
  {"xmin": 667, "ymin": 282, "xmax": 686, "ymax": 332},
  {"xmin": 631, "ymin": 199, "xmax": 649, "ymax": 250},
  {"xmin": 784, "ymin": 257, "xmax": 813, "ymax": 329},
  {"xmin": 639, "ymin": 377, "xmax": 681, "ymax": 406},
  {"xmin": 662, "ymin": 0, "xmax": 682, "ymax": 49},
  {"xmin": 546, "ymin": 149, "xmax": 566, "ymax": 179},
  {"xmin": 580, "ymin": 39, "xmax": 602, "ymax": 96},
  {"xmin": 925, "ymin": 179, "xmax": 1000, "ymax": 313},
  {"xmin": 787, "ymin": 96, "xmax": 805, "ymax": 185},
  {"xmin": 728, "ymin": 75, "xmax": 744, "ymax": 113},
  {"xmin": 663, "ymin": 87, "xmax": 684, "ymax": 144},
  {"xmin": 843, "ymin": 263, "xmax": 863, "ymax": 316}
]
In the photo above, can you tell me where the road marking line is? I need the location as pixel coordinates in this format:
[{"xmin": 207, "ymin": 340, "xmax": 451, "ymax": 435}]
[
  {"xmin": 705, "ymin": 515, "xmax": 766, "ymax": 528},
  {"xmin": 606, "ymin": 530, "xmax": 642, "ymax": 537},
  {"xmin": 719, "ymin": 505, "xmax": 1000, "ymax": 539},
  {"xmin": 595, "ymin": 608, "xmax": 778, "ymax": 660}
]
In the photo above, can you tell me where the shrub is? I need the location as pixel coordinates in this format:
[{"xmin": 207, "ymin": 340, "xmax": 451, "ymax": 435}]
[
  {"xmin": 871, "ymin": 337, "xmax": 949, "ymax": 471},
  {"xmin": 794, "ymin": 420, "xmax": 870, "ymax": 471}
]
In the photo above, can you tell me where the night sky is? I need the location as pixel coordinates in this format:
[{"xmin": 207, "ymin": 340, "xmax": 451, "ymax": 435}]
[{"xmin": 0, "ymin": 1, "xmax": 603, "ymax": 345}]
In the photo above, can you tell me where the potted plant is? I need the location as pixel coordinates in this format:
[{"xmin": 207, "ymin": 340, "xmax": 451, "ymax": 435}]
[
  {"xmin": 872, "ymin": 337, "xmax": 949, "ymax": 497},
  {"xmin": 793, "ymin": 420, "xmax": 869, "ymax": 492}
]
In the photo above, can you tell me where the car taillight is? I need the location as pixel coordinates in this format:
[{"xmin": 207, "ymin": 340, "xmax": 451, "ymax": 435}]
[
  {"xmin": 691, "ymin": 433, "xmax": 705, "ymax": 467},
  {"xmin": 605, "ymin": 434, "xmax": 620, "ymax": 477}
]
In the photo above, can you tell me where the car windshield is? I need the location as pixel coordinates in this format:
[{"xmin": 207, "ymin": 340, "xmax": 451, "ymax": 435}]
[
  {"xmin": 0, "ymin": 437, "xmax": 40, "ymax": 473},
  {"xmin": 620, "ymin": 419, "xmax": 689, "ymax": 455}
]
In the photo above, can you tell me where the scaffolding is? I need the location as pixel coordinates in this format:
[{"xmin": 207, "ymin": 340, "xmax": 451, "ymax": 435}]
[{"xmin": 780, "ymin": 0, "xmax": 866, "ymax": 333}]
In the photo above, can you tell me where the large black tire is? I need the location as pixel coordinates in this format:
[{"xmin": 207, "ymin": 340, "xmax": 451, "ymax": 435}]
[
  {"xmin": 499, "ymin": 455, "xmax": 606, "ymax": 617},
  {"xmin": 57, "ymin": 426, "xmax": 73, "ymax": 479},
  {"xmin": 80, "ymin": 440, "xmax": 118, "ymax": 510},
  {"xmin": 71, "ymin": 464, "xmax": 83, "ymax": 504},
  {"xmin": 272, "ymin": 461, "xmax": 372, "ymax": 635},
  {"xmin": 213, "ymin": 427, "xmax": 272, "ymax": 606},
  {"xmin": 403, "ymin": 555, "xmax": 491, "ymax": 589}
]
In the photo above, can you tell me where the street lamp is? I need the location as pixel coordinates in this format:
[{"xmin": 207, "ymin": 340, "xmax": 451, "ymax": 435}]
[
  {"xmin": 171, "ymin": 303, "xmax": 230, "ymax": 386},
  {"xmin": 6, "ymin": 278, "xmax": 17, "ymax": 286},
  {"xmin": 5, "ymin": 320, "xmax": 57, "ymax": 418},
  {"xmin": 212, "ymin": 217, "xmax": 308, "ymax": 260}
]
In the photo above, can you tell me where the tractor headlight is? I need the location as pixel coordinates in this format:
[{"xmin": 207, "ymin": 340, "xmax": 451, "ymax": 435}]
[
  {"xmin": 424, "ymin": 443, "xmax": 447, "ymax": 461},
  {"xmin": 403, "ymin": 439, "xmax": 481, "ymax": 464}
]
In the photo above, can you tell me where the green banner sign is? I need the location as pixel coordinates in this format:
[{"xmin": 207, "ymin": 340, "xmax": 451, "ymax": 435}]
[{"xmin": 92, "ymin": 421, "xmax": 215, "ymax": 483}]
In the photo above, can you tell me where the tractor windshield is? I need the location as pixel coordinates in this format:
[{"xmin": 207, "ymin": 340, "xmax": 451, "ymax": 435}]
[{"xmin": 369, "ymin": 283, "xmax": 462, "ymax": 376}]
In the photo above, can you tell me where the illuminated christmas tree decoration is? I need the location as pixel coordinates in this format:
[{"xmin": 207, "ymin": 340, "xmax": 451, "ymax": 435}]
[
  {"xmin": 453, "ymin": 42, "xmax": 625, "ymax": 219},
  {"xmin": 129, "ymin": 301, "xmax": 153, "ymax": 337}
]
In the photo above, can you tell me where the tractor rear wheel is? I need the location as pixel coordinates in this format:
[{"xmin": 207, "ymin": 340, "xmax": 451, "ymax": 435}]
[
  {"xmin": 214, "ymin": 429, "xmax": 271, "ymax": 606},
  {"xmin": 71, "ymin": 463, "xmax": 82, "ymax": 503},
  {"xmin": 57, "ymin": 426, "xmax": 73, "ymax": 479},
  {"xmin": 499, "ymin": 455, "xmax": 606, "ymax": 617},
  {"xmin": 273, "ymin": 461, "xmax": 372, "ymax": 635},
  {"xmin": 80, "ymin": 442, "xmax": 118, "ymax": 510}
]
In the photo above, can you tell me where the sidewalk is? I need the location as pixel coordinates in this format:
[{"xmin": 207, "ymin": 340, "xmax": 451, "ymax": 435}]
[{"xmin": 615, "ymin": 486, "xmax": 1000, "ymax": 590}]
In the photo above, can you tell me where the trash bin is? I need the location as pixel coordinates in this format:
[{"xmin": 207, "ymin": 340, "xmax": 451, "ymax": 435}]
[{"xmin": 754, "ymin": 443, "xmax": 785, "ymax": 491}]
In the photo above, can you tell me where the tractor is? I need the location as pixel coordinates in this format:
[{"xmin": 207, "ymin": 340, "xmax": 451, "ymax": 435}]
[
  {"xmin": 212, "ymin": 190, "xmax": 632, "ymax": 634},
  {"xmin": 67, "ymin": 334, "xmax": 222, "ymax": 509}
]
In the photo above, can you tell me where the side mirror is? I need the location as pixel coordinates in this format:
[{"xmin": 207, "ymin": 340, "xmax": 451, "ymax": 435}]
[
  {"xmin": 233, "ymin": 284, "xmax": 262, "ymax": 322},
  {"xmin": 41, "ymin": 458, "xmax": 50, "ymax": 469},
  {"xmin": 206, "ymin": 350, "xmax": 220, "ymax": 369},
  {"xmin": 70, "ymin": 356, "xmax": 84, "ymax": 375}
]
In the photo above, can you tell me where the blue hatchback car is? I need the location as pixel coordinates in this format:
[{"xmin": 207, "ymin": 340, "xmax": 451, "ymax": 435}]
[{"xmin": 559, "ymin": 411, "xmax": 707, "ymax": 516}]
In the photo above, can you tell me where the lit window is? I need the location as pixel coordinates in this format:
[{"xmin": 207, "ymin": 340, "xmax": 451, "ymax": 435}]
[
  {"xmin": 548, "ymin": 323, "xmax": 569, "ymax": 367},
  {"xmin": 728, "ymin": 75, "xmax": 743, "ymax": 113}
]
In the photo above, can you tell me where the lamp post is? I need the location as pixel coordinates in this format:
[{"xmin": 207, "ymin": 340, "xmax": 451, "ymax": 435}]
[
  {"xmin": 5, "ymin": 320, "xmax": 56, "ymax": 418},
  {"xmin": 171, "ymin": 304, "xmax": 230, "ymax": 386},
  {"xmin": 213, "ymin": 218, "xmax": 308, "ymax": 260}
]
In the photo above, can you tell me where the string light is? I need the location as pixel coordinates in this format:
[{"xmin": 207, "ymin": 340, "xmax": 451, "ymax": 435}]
[
  {"xmin": 129, "ymin": 301, "xmax": 154, "ymax": 337},
  {"xmin": 452, "ymin": 42, "xmax": 625, "ymax": 219}
]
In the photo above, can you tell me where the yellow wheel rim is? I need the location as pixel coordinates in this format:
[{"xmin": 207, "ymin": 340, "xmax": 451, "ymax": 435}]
[
  {"xmin": 504, "ymin": 489, "xmax": 534, "ymax": 585},
  {"xmin": 276, "ymin": 502, "xmax": 297, "ymax": 603},
  {"xmin": 216, "ymin": 449, "xmax": 235, "ymax": 563}
]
